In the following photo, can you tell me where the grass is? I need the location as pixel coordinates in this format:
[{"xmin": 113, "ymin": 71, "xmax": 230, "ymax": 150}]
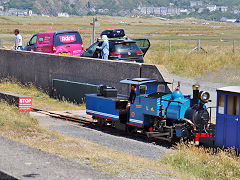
[
  {"xmin": 164, "ymin": 143, "xmax": 240, "ymax": 180},
  {"xmin": 145, "ymin": 40, "xmax": 240, "ymax": 84},
  {"xmin": 0, "ymin": 79, "xmax": 84, "ymax": 111},
  {"xmin": 0, "ymin": 102, "xmax": 175, "ymax": 178}
]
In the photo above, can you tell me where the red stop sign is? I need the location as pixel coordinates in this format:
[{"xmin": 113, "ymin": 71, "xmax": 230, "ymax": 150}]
[{"xmin": 19, "ymin": 97, "xmax": 32, "ymax": 111}]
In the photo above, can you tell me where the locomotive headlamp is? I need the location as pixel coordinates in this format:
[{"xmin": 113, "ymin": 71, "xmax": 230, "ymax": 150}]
[{"xmin": 200, "ymin": 91, "xmax": 210, "ymax": 103}]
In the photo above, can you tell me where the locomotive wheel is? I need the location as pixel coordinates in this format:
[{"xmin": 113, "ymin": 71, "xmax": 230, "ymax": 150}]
[
  {"xmin": 98, "ymin": 118, "xmax": 105, "ymax": 126},
  {"xmin": 126, "ymin": 125, "xmax": 137, "ymax": 134}
]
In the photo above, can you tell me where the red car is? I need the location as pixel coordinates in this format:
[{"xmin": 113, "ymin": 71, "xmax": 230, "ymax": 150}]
[{"xmin": 24, "ymin": 30, "xmax": 84, "ymax": 56}]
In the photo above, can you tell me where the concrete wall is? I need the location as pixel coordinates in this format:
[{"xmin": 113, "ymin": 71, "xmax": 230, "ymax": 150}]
[
  {"xmin": 140, "ymin": 63, "xmax": 173, "ymax": 91},
  {"xmin": 0, "ymin": 49, "xmax": 172, "ymax": 94}
]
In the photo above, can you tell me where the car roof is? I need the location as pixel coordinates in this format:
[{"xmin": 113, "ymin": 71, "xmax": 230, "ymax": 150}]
[
  {"xmin": 38, "ymin": 30, "xmax": 79, "ymax": 35},
  {"xmin": 106, "ymin": 39, "xmax": 136, "ymax": 43}
]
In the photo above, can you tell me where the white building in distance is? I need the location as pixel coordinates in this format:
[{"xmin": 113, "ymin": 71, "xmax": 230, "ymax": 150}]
[
  {"xmin": 58, "ymin": 12, "xmax": 69, "ymax": 17},
  {"xmin": 190, "ymin": 1, "xmax": 203, "ymax": 7},
  {"xmin": 217, "ymin": 6, "xmax": 228, "ymax": 12},
  {"xmin": 207, "ymin": 5, "xmax": 217, "ymax": 12}
]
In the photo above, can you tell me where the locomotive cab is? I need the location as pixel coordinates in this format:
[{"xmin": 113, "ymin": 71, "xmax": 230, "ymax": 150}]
[{"xmin": 120, "ymin": 78, "xmax": 170, "ymax": 97}]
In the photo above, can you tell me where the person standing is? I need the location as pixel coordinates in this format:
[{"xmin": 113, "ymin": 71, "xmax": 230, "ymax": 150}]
[
  {"xmin": 97, "ymin": 35, "xmax": 109, "ymax": 60},
  {"xmin": 13, "ymin": 29, "xmax": 23, "ymax": 50},
  {"xmin": 126, "ymin": 84, "xmax": 137, "ymax": 110}
]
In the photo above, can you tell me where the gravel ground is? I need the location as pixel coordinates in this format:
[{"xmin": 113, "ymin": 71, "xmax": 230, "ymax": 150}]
[
  {"xmin": 33, "ymin": 112, "xmax": 168, "ymax": 160},
  {"xmin": 0, "ymin": 136, "xmax": 116, "ymax": 180},
  {"xmin": 31, "ymin": 113, "xmax": 176, "ymax": 179}
]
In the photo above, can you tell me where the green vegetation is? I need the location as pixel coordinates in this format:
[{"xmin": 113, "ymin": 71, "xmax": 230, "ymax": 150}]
[
  {"xmin": 0, "ymin": 79, "xmax": 84, "ymax": 110},
  {"xmin": 0, "ymin": 103, "xmax": 39, "ymax": 129},
  {"xmin": 165, "ymin": 143, "xmax": 240, "ymax": 180},
  {"xmin": 7, "ymin": 0, "xmax": 35, "ymax": 10}
]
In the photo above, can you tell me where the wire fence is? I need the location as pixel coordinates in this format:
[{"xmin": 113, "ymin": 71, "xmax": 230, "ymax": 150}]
[{"xmin": 152, "ymin": 39, "xmax": 239, "ymax": 54}]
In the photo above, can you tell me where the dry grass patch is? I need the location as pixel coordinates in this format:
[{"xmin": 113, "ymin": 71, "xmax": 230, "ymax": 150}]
[
  {"xmin": 0, "ymin": 79, "xmax": 84, "ymax": 111},
  {"xmin": 0, "ymin": 103, "xmax": 175, "ymax": 178},
  {"xmin": 1, "ymin": 16, "xmax": 240, "ymax": 49},
  {"xmin": 164, "ymin": 143, "xmax": 240, "ymax": 180},
  {"xmin": 145, "ymin": 42, "xmax": 240, "ymax": 80}
]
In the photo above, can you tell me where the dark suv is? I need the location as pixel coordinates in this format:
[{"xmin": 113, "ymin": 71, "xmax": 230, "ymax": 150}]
[{"xmin": 81, "ymin": 29, "xmax": 150, "ymax": 63}]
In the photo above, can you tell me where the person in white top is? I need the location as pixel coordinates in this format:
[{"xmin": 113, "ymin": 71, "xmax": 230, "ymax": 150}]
[{"xmin": 13, "ymin": 29, "xmax": 23, "ymax": 50}]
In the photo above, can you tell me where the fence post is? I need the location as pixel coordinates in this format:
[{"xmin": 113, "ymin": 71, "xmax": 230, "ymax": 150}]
[
  {"xmin": 197, "ymin": 40, "xmax": 200, "ymax": 53},
  {"xmin": 233, "ymin": 40, "xmax": 236, "ymax": 53},
  {"xmin": 169, "ymin": 40, "xmax": 171, "ymax": 53}
]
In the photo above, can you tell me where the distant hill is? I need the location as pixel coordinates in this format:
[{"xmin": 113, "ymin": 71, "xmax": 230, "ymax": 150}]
[{"xmin": 3, "ymin": 0, "xmax": 240, "ymax": 16}]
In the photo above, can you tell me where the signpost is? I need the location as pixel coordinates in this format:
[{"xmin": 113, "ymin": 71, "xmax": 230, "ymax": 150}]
[
  {"xmin": 90, "ymin": 17, "xmax": 98, "ymax": 44},
  {"xmin": 18, "ymin": 97, "xmax": 32, "ymax": 111}
]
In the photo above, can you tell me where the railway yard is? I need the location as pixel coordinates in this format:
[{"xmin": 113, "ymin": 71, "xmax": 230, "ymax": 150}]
[{"xmin": 0, "ymin": 16, "xmax": 240, "ymax": 180}]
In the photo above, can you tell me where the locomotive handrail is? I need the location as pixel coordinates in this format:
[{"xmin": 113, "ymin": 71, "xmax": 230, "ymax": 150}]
[
  {"xmin": 161, "ymin": 99, "xmax": 185, "ymax": 105},
  {"xmin": 207, "ymin": 106, "xmax": 217, "ymax": 124}
]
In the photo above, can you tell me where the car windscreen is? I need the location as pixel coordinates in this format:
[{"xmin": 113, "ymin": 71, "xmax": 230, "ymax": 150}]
[
  {"xmin": 54, "ymin": 32, "xmax": 82, "ymax": 47},
  {"xmin": 114, "ymin": 42, "xmax": 139, "ymax": 51}
]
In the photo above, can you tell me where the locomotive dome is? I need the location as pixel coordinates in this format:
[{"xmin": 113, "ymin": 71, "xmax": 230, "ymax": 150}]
[{"xmin": 171, "ymin": 90, "xmax": 184, "ymax": 100}]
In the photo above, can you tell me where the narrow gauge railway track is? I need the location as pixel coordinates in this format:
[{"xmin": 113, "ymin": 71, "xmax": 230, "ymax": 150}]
[
  {"xmin": 32, "ymin": 108, "xmax": 171, "ymax": 147},
  {"xmin": 32, "ymin": 108, "xmax": 93, "ymax": 125}
]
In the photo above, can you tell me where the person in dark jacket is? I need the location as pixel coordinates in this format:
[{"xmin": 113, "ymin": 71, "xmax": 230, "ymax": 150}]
[
  {"xmin": 126, "ymin": 84, "xmax": 137, "ymax": 109},
  {"xmin": 128, "ymin": 84, "xmax": 137, "ymax": 104}
]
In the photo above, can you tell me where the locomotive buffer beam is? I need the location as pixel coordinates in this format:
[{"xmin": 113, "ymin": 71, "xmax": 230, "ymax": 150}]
[{"xmin": 146, "ymin": 132, "xmax": 171, "ymax": 141}]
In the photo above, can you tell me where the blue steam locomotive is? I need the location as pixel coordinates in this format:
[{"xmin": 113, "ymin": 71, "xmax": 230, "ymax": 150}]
[{"xmin": 86, "ymin": 78, "xmax": 214, "ymax": 143}]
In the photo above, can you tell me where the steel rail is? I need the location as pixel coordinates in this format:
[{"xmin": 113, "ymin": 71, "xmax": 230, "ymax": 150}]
[{"xmin": 32, "ymin": 108, "xmax": 171, "ymax": 146}]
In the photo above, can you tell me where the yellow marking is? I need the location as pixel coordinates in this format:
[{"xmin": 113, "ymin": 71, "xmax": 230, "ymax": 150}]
[
  {"xmin": 131, "ymin": 112, "xmax": 135, "ymax": 117},
  {"xmin": 136, "ymin": 105, "xmax": 142, "ymax": 108},
  {"xmin": 73, "ymin": 114, "xmax": 79, "ymax": 118},
  {"xmin": 158, "ymin": 65, "xmax": 165, "ymax": 69},
  {"xmin": 151, "ymin": 107, "xmax": 154, "ymax": 112},
  {"xmin": 146, "ymin": 106, "xmax": 149, "ymax": 111}
]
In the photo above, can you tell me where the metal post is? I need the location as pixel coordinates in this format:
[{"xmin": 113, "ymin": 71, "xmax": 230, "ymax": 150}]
[
  {"xmin": 197, "ymin": 40, "xmax": 200, "ymax": 53},
  {"xmin": 92, "ymin": 17, "xmax": 96, "ymax": 43},
  {"xmin": 233, "ymin": 40, "xmax": 236, "ymax": 53},
  {"xmin": 169, "ymin": 40, "xmax": 171, "ymax": 53}
]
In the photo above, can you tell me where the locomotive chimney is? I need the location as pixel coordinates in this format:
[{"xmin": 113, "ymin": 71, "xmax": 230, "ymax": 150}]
[{"xmin": 193, "ymin": 84, "xmax": 200, "ymax": 105}]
